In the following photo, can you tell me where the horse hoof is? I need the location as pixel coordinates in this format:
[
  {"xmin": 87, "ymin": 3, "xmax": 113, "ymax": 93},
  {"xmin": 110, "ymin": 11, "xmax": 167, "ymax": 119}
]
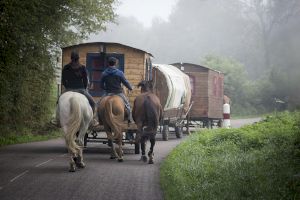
[
  {"xmin": 73, "ymin": 157, "xmax": 78, "ymax": 163},
  {"xmin": 76, "ymin": 162, "xmax": 85, "ymax": 168},
  {"xmin": 118, "ymin": 158, "xmax": 124, "ymax": 162},
  {"xmin": 141, "ymin": 155, "xmax": 147, "ymax": 162},
  {"xmin": 148, "ymin": 151, "xmax": 154, "ymax": 156},
  {"xmin": 148, "ymin": 159, "xmax": 154, "ymax": 164},
  {"xmin": 69, "ymin": 165, "xmax": 76, "ymax": 172}
]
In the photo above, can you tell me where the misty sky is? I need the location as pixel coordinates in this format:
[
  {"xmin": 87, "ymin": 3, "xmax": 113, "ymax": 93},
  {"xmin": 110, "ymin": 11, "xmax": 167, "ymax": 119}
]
[
  {"xmin": 116, "ymin": 0, "xmax": 178, "ymax": 28},
  {"xmin": 87, "ymin": 0, "xmax": 300, "ymax": 81}
]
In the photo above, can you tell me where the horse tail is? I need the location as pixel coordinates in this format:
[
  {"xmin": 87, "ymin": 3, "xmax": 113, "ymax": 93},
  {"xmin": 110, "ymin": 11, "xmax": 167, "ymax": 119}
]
[
  {"xmin": 65, "ymin": 97, "xmax": 82, "ymax": 155},
  {"xmin": 144, "ymin": 95, "xmax": 159, "ymax": 129},
  {"xmin": 105, "ymin": 97, "xmax": 124, "ymax": 139}
]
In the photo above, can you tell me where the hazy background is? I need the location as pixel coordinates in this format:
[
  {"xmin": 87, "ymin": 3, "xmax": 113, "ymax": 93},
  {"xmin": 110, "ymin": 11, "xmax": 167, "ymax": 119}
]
[
  {"xmin": 1, "ymin": 0, "xmax": 299, "ymax": 134},
  {"xmin": 87, "ymin": 0, "xmax": 300, "ymax": 113},
  {"xmin": 88, "ymin": 0, "xmax": 300, "ymax": 79}
]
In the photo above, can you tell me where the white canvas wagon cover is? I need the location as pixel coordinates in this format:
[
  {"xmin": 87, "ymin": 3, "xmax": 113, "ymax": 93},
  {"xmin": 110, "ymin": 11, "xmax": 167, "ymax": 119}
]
[{"xmin": 152, "ymin": 64, "xmax": 191, "ymax": 113}]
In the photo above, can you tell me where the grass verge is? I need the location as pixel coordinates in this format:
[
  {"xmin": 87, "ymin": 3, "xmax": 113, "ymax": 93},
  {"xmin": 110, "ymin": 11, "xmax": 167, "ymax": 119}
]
[
  {"xmin": 0, "ymin": 124, "xmax": 63, "ymax": 147},
  {"xmin": 160, "ymin": 111, "xmax": 300, "ymax": 200}
]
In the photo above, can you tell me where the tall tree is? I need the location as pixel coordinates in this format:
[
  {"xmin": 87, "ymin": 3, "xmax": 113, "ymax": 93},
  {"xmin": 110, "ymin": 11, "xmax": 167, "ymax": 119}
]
[
  {"xmin": 239, "ymin": 0, "xmax": 300, "ymax": 73},
  {"xmin": 239, "ymin": 0, "xmax": 300, "ymax": 109},
  {"xmin": 0, "ymin": 0, "xmax": 117, "ymax": 132}
]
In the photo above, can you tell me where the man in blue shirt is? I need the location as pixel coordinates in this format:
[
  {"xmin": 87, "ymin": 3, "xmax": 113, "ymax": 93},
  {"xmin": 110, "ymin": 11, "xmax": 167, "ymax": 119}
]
[{"xmin": 100, "ymin": 57, "xmax": 133, "ymax": 123}]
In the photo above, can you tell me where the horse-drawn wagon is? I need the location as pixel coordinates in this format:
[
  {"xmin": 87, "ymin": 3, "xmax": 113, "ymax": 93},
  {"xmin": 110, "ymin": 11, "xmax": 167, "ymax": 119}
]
[
  {"xmin": 59, "ymin": 42, "xmax": 223, "ymax": 153},
  {"xmin": 60, "ymin": 42, "xmax": 153, "ymax": 152},
  {"xmin": 172, "ymin": 62, "xmax": 224, "ymax": 128},
  {"xmin": 57, "ymin": 42, "xmax": 224, "ymax": 168}
]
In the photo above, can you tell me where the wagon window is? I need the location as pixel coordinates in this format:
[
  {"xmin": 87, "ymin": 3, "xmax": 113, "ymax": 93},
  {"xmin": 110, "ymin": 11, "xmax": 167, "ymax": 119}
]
[
  {"xmin": 213, "ymin": 75, "xmax": 223, "ymax": 97},
  {"xmin": 213, "ymin": 76, "xmax": 218, "ymax": 96},
  {"xmin": 189, "ymin": 75, "xmax": 195, "ymax": 95},
  {"xmin": 218, "ymin": 76, "xmax": 223, "ymax": 97}
]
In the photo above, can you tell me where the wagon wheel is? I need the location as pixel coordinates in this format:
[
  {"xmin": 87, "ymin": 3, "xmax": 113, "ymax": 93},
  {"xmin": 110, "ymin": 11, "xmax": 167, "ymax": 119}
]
[
  {"xmin": 211, "ymin": 120, "xmax": 214, "ymax": 129},
  {"xmin": 203, "ymin": 119, "xmax": 212, "ymax": 129},
  {"xmin": 134, "ymin": 142, "xmax": 140, "ymax": 154},
  {"xmin": 162, "ymin": 125, "xmax": 169, "ymax": 141},
  {"xmin": 217, "ymin": 119, "xmax": 223, "ymax": 128},
  {"xmin": 185, "ymin": 115, "xmax": 191, "ymax": 135},
  {"xmin": 207, "ymin": 120, "xmax": 213, "ymax": 129},
  {"xmin": 175, "ymin": 125, "xmax": 183, "ymax": 138}
]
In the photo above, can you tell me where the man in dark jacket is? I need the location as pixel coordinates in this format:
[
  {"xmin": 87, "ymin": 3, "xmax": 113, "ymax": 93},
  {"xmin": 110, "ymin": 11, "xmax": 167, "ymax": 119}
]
[
  {"xmin": 62, "ymin": 51, "xmax": 96, "ymax": 114},
  {"xmin": 100, "ymin": 57, "xmax": 133, "ymax": 123}
]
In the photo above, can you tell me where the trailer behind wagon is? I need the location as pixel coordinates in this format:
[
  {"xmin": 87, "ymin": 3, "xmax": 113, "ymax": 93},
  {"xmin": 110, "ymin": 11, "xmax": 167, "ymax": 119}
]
[
  {"xmin": 152, "ymin": 64, "xmax": 193, "ymax": 140},
  {"xmin": 172, "ymin": 63, "xmax": 224, "ymax": 128}
]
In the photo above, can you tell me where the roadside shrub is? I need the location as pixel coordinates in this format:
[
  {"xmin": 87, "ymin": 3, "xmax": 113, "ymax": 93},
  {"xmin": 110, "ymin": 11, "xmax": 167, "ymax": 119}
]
[{"xmin": 161, "ymin": 111, "xmax": 300, "ymax": 200}]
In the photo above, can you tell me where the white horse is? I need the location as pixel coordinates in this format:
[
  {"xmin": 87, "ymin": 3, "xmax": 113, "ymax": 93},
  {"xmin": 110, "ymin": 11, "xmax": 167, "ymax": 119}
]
[{"xmin": 57, "ymin": 91, "xmax": 93, "ymax": 172}]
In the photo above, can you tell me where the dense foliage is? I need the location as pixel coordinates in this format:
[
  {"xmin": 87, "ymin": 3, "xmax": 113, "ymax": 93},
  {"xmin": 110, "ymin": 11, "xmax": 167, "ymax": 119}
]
[
  {"xmin": 0, "ymin": 0, "xmax": 116, "ymax": 133},
  {"xmin": 161, "ymin": 111, "xmax": 300, "ymax": 200},
  {"xmin": 202, "ymin": 55, "xmax": 300, "ymax": 115},
  {"xmin": 0, "ymin": 126, "xmax": 62, "ymax": 147}
]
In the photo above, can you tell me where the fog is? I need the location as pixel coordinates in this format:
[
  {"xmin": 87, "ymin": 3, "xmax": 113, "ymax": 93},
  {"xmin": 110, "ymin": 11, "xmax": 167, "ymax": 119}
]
[{"xmin": 88, "ymin": 0, "xmax": 300, "ymax": 81}]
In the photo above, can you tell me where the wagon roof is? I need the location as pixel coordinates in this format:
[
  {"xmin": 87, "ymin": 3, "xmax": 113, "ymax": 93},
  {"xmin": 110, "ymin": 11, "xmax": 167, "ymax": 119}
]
[
  {"xmin": 172, "ymin": 62, "xmax": 223, "ymax": 74},
  {"xmin": 62, "ymin": 42, "xmax": 153, "ymax": 57}
]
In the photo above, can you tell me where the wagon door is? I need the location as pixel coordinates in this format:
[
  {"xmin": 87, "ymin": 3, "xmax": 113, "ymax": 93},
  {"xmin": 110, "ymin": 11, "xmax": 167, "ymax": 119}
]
[{"xmin": 86, "ymin": 53, "xmax": 124, "ymax": 97}]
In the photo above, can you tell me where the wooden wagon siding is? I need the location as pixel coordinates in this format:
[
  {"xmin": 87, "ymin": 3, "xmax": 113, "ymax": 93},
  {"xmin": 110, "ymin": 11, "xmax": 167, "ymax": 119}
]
[
  {"xmin": 172, "ymin": 63, "xmax": 224, "ymax": 120},
  {"xmin": 61, "ymin": 42, "xmax": 153, "ymax": 106}
]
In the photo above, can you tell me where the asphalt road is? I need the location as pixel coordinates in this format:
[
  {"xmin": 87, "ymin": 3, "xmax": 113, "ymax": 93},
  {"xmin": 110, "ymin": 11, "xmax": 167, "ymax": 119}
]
[
  {"xmin": 0, "ymin": 118, "xmax": 261, "ymax": 200},
  {"xmin": 231, "ymin": 117, "xmax": 261, "ymax": 128},
  {"xmin": 0, "ymin": 133, "xmax": 185, "ymax": 200}
]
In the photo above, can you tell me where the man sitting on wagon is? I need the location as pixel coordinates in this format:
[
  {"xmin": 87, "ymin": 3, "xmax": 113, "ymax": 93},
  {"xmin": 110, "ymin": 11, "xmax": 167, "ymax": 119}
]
[
  {"xmin": 61, "ymin": 51, "xmax": 97, "ymax": 125},
  {"xmin": 100, "ymin": 56, "xmax": 133, "ymax": 123}
]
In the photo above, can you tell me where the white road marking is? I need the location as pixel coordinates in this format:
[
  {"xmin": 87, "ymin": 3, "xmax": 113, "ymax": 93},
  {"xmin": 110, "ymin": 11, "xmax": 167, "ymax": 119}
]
[
  {"xmin": 59, "ymin": 154, "xmax": 67, "ymax": 157},
  {"xmin": 10, "ymin": 170, "xmax": 29, "ymax": 182},
  {"xmin": 5, "ymin": 155, "xmax": 65, "ymax": 187},
  {"xmin": 35, "ymin": 159, "xmax": 53, "ymax": 167}
]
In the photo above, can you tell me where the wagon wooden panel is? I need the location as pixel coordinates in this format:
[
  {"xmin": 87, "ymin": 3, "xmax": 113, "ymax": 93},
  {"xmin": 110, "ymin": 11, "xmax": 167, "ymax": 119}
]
[{"xmin": 61, "ymin": 42, "xmax": 153, "ymax": 105}]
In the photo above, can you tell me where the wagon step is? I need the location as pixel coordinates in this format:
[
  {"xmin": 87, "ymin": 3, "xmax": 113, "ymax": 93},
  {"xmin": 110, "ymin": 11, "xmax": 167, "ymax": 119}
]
[
  {"xmin": 126, "ymin": 122, "xmax": 137, "ymax": 130},
  {"xmin": 90, "ymin": 125, "xmax": 104, "ymax": 132}
]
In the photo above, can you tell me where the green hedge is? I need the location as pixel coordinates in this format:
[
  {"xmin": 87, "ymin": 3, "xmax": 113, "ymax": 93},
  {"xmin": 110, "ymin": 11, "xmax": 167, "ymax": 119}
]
[
  {"xmin": 0, "ymin": 125, "xmax": 62, "ymax": 147},
  {"xmin": 160, "ymin": 111, "xmax": 300, "ymax": 200}
]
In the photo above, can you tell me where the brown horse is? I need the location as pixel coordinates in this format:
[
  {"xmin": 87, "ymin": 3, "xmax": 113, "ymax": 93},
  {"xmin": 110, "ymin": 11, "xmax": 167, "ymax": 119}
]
[
  {"xmin": 97, "ymin": 95, "xmax": 127, "ymax": 162},
  {"xmin": 133, "ymin": 80, "xmax": 163, "ymax": 164}
]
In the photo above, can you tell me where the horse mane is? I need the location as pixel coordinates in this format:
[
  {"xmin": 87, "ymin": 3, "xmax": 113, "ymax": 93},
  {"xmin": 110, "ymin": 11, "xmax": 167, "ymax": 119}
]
[{"xmin": 138, "ymin": 80, "xmax": 153, "ymax": 93}]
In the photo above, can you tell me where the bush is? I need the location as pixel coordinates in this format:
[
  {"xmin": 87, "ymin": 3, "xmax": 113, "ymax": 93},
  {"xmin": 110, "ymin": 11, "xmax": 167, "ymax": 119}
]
[
  {"xmin": 0, "ymin": 125, "xmax": 62, "ymax": 147},
  {"xmin": 161, "ymin": 111, "xmax": 300, "ymax": 200}
]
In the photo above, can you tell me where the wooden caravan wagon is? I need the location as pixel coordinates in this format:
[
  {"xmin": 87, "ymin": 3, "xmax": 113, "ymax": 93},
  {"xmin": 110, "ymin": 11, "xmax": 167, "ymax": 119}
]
[
  {"xmin": 61, "ymin": 42, "xmax": 153, "ymax": 102},
  {"xmin": 172, "ymin": 63, "xmax": 224, "ymax": 128},
  {"xmin": 61, "ymin": 42, "xmax": 153, "ymax": 150}
]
